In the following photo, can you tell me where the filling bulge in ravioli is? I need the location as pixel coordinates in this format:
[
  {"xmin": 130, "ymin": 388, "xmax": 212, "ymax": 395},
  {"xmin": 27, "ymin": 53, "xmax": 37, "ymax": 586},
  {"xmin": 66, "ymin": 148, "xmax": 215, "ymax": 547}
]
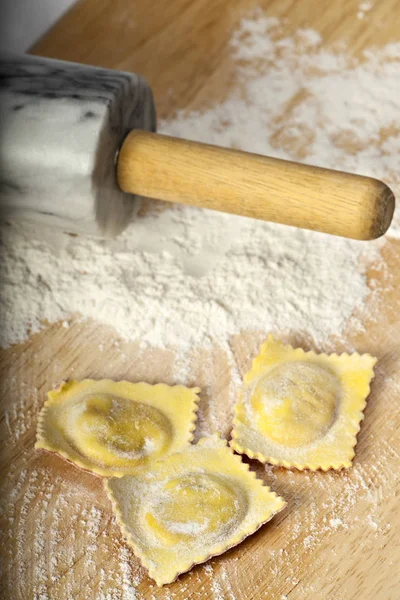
[
  {"xmin": 251, "ymin": 361, "xmax": 339, "ymax": 447},
  {"xmin": 67, "ymin": 394, "xmax": 172, "ymax": 467},
  {"xmin": 105, "ymin": 435, "xmax": 286, "ymax": 586},
  {"xmin": 231, "ymin": 335, "xmax": 377, "ymax": 470},
  {"xmin": 143, "ymin": 473, "xmax": 247, "ymax": 546},
  {"xmin": 36, "ymin": 380, "xmax": 200, "ymax": 477}
]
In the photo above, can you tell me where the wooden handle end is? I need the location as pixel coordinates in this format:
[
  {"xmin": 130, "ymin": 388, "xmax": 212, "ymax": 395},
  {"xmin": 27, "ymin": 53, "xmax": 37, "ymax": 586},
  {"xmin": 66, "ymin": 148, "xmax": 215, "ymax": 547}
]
[
  {"xmin": 366, "ymin": 180, "xmax": 395, "ymax": 240},
  {"xmin": 117, "ymin": 130, "xmax": 395, "ymax": 241}
]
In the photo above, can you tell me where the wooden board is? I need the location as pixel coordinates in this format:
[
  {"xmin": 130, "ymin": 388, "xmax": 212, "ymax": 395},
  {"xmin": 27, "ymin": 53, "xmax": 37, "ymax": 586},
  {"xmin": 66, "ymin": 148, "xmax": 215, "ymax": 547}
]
[{"xmin": 1, "ymin": 1, "xmax": 400, "ymax": 598}]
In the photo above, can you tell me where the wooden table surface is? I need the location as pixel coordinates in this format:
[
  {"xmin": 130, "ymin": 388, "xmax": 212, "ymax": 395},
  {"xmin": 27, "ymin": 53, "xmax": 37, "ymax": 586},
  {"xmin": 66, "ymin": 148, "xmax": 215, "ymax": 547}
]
[{"xmin": 1, "ymin": 1, "xmax": 400, "ymax": 599}]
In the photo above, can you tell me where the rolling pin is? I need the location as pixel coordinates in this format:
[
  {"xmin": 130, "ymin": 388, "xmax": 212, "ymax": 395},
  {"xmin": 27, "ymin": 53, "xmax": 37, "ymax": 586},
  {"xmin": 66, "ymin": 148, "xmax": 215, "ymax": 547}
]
[{"xmin": 0, "ymin": 53, "xmax": 395, "ymax": 239}]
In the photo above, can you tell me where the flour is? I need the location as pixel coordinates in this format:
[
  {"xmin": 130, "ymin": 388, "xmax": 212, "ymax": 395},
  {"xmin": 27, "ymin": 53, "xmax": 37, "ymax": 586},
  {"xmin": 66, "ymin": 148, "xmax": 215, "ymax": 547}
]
[
  {"xmin": 1, "ymin": 16, "xmax": 399, "ymax": 352},
  {"xmin": 358, "ymin": 1, "xmax": 374, "ymax": 19},
  {"xmin": 329, "ymin": 517, "xmax": 343, "ymax": 528},
  {"xmin": 2, "ymin": 13, "xmax": 400, "ymax": 598},
  {"xmin": 0, "ymin": 212, "xmax": 378, "ymax": 351}
]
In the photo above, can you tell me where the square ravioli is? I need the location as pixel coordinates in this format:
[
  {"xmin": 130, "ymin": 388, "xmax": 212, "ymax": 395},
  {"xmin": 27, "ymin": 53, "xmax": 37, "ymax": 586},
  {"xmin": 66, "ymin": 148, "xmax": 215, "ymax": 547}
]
[
  {"xmin": 35, "ymin": 379, "xmax": 199, "ymax": 477},
  {"xmin": 231, "ymin": 336, "xmax": 377, "ymax": 470},
  {"xmin": 105, "ymin": 435, "xmax": 285, "ymax": 586}
]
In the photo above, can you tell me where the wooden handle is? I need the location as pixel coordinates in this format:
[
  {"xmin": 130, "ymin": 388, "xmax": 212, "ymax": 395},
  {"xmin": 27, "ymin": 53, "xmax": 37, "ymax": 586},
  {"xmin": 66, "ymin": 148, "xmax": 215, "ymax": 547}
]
[{"xmin": 117, "ymin": 130, "xmax": 395, "ymax": 240}]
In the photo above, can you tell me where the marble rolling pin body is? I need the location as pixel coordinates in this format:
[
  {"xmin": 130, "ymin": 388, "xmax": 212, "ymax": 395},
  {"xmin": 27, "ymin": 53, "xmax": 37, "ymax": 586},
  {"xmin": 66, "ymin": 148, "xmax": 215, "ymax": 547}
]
[
  {"xmin": 0, "ymin": 53, "xmax": 155, "ymax": 236},
  {"xmin": 0, "ymin": 54, "xmax": 395, "ymax": 239}
]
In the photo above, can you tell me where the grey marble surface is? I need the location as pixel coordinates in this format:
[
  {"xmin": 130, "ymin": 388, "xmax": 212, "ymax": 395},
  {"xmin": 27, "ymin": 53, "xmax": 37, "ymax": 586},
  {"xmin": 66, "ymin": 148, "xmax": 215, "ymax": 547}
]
[{"xmin": 0, "ymin": 53, "xmax": 156, "ymax": 236}]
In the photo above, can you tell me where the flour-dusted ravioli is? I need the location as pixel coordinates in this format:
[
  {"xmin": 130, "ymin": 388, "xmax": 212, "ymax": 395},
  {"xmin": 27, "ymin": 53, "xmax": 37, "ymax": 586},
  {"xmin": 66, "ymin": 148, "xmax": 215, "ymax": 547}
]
[
  {"xmin": 231, "ymin": 336, "xmax": 377, "ymax": 470},
  {"xmin": 105, "ymin": 435, "xmax": 285, "ymax": 586},
  {"xmin": 35, "ymin": 379, "xmax": 199, "ymax": 477}
]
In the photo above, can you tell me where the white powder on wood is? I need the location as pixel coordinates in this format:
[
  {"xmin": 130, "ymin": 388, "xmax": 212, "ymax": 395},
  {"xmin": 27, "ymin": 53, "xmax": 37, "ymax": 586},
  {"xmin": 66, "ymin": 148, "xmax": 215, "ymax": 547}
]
[
  {"xmin": 358, "ymin": 0, "xmax": 374, "ymax": 19},
  {"xmin": 2, "ymin": 11, "xmax": 400, "ymax": 600},
  {"xmin": 329, "ymin": 517, "xmax": 343, "ymax": 528},
  {"xmin": 1, "ymin": 15, "xmax": 399, "ymax": 351}
]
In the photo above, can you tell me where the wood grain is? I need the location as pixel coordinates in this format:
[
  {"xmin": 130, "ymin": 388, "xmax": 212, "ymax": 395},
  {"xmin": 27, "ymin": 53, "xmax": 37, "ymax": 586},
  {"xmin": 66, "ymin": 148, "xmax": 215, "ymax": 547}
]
[
  {"xmin": 1, "ymin": 1, "xmax": 400, "ymax": 599},
  {"xmin": 31, "ymin": 0, "xmax": 400, "ymax": 119}
]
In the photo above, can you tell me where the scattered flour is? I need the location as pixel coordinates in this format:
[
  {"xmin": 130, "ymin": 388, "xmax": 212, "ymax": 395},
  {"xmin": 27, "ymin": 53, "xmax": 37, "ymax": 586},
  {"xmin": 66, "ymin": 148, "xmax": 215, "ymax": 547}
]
[
  {"xmin": 358, "ymin": 1, "xmax": 374, "ymax": 19},
  {"xmin": 1, "ymin": 14, "xmax": 399, "ymax": 351},
  {"xmin": 329, "ymin": 517, "xmax": 343, "ymax": 528},
  {"xmin": 2, "ymin": 10, "xmax": 400, "ymax": 600}
]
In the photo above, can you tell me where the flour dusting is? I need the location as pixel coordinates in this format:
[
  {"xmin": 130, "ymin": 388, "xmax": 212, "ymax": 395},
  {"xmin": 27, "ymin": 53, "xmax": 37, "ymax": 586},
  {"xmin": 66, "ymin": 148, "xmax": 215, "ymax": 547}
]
[
  {"xmin": 2, "ymin": 11, "xmax": 400, "ymax": 600},
  {"xmin": 1, "ymin": 16, "xmax": 399, "ymax": 351}
]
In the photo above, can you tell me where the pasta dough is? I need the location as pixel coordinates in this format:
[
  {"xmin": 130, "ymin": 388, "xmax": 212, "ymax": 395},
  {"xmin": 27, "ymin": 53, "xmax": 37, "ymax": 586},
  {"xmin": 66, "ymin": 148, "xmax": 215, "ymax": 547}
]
[
  {"xmin": 231, "ymin": 336, "xmax": 376, "ymax": 470},
  {"xmin": 35, "ymin": 379, "xmax": 199, "ymax": 477},
  {"xmin": 105, "ymin": 435, "xmax": 285, "ymax": 586}
]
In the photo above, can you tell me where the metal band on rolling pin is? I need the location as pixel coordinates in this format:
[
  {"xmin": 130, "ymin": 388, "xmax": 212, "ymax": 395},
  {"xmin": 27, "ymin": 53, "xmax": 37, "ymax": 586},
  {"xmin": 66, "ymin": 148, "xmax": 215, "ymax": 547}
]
[{"xmin": 0, "ymin": 54, "xmax": 156, "ymax": 236}]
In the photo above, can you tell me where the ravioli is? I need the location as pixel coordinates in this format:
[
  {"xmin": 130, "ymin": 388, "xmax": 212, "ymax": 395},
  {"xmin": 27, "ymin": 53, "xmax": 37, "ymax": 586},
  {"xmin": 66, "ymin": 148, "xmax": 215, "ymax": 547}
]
[
  {"xmin": 105, "ymin": 435, "xmax": 285, "ymax": 586},
  {"xmin": 231, "ymin": 336, "xmax": 376, "ymax": 470},
  {"xmin": 35, "ymin": 379, "xmax": 199, "ymax": 477}
]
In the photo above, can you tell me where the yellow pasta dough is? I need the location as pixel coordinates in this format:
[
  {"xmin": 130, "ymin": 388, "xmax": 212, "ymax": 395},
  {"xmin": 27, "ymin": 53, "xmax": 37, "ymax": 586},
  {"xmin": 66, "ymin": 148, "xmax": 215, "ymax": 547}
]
[
  {"xmin": 105, "ymin": 435, "xmax": 285, "ymax": 586},
  {"xmin": 231, "ymin": 336, "xmax": 376, "ymax": 470},
  {"xmin": 35, "ymin": 379, "xmax": 199, "ymax": 477}
]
